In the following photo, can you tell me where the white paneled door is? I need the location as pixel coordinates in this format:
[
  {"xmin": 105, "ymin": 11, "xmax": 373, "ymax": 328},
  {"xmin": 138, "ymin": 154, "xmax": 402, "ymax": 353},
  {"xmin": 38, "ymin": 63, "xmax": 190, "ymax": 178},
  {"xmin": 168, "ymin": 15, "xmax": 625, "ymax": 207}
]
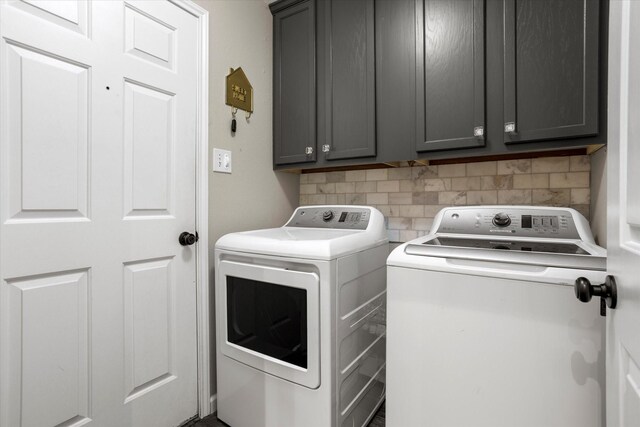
[
  {"xmin": 607, "ymin": 1, "xmax": 640, "ymax": 425},
  {"xmin": 0, "ymin": 1, "xmax": 199, "ymax": 427}
]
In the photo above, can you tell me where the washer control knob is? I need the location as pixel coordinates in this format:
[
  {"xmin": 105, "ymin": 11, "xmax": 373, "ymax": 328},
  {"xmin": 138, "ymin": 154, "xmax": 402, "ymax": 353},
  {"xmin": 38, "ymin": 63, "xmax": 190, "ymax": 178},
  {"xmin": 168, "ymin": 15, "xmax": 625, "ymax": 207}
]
[
  {"xmin": 322, "ymin": 210, "xmax": 334, "ymax": 222},
  {"xmin": 492, "ymin": 212, "xmax": 511, "ymax": 227}
]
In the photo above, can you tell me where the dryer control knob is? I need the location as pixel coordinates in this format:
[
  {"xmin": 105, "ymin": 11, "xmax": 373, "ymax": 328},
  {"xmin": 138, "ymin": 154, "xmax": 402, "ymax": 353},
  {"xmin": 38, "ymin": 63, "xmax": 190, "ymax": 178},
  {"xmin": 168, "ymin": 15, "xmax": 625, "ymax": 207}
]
[
  {"xmin": 322, "ymin": 210, "xmax": 334, "ymax": 222},
  {"xmin": 492, "ymin": 212, "xmax": 511, "ymax": 227}
]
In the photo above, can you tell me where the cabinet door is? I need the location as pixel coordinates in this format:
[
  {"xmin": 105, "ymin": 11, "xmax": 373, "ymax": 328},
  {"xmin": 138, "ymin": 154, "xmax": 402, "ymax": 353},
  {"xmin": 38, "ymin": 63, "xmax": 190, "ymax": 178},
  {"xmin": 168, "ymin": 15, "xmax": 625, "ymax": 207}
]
[
  {"xmin": 318, "ymin": 0, "xmax": 376, "ymax": 161},
  {"xmin": 503, "ymin": 0, "xmax": 599, "ymax": 144},
  {"xmin": 416, "ymin": 0, "xmax": 485, "ymax": 152},
  {"xmin": 375, "ymin": 0, "xmax": 418, "ymax": 163},
  {"xmin": 273, "ymin": 0, "xmax": 316, "ymax": 165}
]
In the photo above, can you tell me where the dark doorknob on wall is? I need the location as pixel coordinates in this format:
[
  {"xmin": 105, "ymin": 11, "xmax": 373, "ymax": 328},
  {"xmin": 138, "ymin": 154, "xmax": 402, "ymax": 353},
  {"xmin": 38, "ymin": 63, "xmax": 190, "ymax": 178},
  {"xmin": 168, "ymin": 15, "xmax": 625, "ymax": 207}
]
[
  {"xmin": 574, "ymin": 275, "xmax": 618, "ymax": 316},
  {"xmin": 179, "ymin": 232, "xmax": 198, "ymax": 246}
]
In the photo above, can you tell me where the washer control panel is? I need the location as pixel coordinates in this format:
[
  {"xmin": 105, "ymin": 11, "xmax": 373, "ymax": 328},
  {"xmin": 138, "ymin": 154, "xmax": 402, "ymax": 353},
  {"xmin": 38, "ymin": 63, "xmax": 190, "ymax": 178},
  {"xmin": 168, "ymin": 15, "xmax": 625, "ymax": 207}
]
[
  {"xmin": 435, "ymin": 207, "xmax": 581, "ymax": 239},
  {"xmin": 286, "ymin": 206, "xmax": 371, "ymax": 229}
]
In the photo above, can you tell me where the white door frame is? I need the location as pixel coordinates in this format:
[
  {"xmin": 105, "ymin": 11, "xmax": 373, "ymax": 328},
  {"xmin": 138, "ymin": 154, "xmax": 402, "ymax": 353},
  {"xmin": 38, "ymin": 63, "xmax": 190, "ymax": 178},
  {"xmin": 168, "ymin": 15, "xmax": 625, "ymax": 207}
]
[{"xmin": 168, "ymin": 0, "xmax": 211, "ymax": 419}]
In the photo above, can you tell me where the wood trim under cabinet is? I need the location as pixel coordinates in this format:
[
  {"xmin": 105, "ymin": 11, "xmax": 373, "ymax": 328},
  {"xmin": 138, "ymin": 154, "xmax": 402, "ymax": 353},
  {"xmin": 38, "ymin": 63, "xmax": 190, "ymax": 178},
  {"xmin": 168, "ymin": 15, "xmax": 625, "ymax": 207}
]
[
  {"xmin": 297, "ymin": 163, "xmax": 394, "ymax": 174},
  {"xmin": 428, "ymin": 148, "xmax": 588, "ymax": 165},
  {"xmin": 286, "ymin": 148, "xmax": 593, "ymax": 173}
]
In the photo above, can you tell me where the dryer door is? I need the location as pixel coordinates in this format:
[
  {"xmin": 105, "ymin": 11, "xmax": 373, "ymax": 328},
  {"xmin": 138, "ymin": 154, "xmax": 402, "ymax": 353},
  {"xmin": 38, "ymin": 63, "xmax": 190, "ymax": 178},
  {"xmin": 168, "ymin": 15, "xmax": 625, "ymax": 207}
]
[{"xmin": 217, "ymin": 260, "xmax": 320, "ymax": 389}]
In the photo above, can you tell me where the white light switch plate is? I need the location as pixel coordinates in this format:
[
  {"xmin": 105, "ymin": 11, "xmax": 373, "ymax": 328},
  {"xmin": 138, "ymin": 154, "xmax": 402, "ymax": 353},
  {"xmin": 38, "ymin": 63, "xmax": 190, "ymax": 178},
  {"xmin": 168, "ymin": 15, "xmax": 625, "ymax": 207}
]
[{"xmin": 213, "ymin": 148, "xmax": 232, "ymax": 173}]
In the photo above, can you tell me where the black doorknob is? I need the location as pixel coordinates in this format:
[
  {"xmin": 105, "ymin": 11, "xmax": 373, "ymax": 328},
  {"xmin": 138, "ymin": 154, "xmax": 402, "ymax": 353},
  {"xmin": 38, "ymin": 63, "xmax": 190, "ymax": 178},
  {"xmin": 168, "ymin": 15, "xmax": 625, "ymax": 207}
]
[
  {"xmin": 574, "ymin": 275, "xmax": 617, "ymax": 316},
  {"xmin": 179, "ymin": 231, "xmax": 198, "ymax": 246}
]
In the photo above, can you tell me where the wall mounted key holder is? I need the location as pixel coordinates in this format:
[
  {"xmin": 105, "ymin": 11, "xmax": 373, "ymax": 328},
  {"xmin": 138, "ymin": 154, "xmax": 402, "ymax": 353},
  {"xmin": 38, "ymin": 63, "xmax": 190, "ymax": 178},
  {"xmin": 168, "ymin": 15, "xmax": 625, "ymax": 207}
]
[{"xmin": 226, "ymin": 67, "xmax": 253, "ymax": 133}]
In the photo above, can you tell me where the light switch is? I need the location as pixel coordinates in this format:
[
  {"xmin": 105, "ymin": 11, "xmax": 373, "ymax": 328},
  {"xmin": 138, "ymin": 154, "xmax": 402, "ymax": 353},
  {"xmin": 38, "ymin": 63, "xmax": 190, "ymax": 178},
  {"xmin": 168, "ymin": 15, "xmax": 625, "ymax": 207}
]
[{"xmin": 213, "ymin": 148, "xmax": 232, "ymax": 173}]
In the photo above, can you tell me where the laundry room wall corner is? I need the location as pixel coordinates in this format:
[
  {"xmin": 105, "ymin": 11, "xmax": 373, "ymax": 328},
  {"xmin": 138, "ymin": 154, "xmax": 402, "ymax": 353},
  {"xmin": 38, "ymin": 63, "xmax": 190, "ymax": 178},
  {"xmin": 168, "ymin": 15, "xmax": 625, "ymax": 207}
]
[
  {"xmin": 590, "ymin": 147, "xmax": 607, "ymax": 247},
  {"xmin": 193, "ymin": 0, "xmax": 300, "ymax": 402}
]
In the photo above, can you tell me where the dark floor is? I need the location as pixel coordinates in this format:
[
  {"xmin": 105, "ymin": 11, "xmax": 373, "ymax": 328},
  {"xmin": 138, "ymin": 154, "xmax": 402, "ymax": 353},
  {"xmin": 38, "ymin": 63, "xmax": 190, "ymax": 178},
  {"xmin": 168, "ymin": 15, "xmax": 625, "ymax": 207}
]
[{"xmin": 194, "ymin": 402, "xmax": 386, "ymax": 427}]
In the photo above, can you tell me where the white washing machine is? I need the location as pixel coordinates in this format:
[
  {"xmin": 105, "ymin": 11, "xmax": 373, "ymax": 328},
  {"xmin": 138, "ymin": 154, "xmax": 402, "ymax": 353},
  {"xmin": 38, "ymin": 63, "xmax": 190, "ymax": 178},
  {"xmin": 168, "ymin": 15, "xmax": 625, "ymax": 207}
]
[
  {"xmin": 386, "ymin": 206, "xmax": 607, "ymax": 427},
  {"xmin": 215, "ymin": 206, "xmax": 388, "ymax": 427}
]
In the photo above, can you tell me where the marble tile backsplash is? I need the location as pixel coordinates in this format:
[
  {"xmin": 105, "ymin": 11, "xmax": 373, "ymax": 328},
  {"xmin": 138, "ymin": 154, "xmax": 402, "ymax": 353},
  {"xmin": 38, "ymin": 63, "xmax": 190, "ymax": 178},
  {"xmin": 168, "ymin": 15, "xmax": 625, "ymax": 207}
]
[{"xmin": 299, "ymin": 155, "xmax": 591, "ymax": 242}]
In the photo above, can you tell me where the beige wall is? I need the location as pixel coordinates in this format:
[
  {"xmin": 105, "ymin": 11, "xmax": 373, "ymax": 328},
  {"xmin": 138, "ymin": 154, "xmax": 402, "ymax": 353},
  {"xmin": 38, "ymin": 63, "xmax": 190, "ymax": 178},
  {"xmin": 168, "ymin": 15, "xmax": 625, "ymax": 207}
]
[{"xmin": 194, "ymin": 0, "xmax": 300, "ymax": 400}]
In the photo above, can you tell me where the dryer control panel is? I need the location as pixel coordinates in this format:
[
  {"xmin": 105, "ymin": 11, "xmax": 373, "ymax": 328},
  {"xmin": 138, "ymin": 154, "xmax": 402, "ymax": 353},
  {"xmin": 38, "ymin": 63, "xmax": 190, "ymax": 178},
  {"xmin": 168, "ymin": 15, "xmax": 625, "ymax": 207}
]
[
  {"xmin": 285, "ymin": 206, "xmax": 371, "ymax": 229},
  {"xmin": 434, "ymin": 207, "xmax": 583, "ymax": 240}
]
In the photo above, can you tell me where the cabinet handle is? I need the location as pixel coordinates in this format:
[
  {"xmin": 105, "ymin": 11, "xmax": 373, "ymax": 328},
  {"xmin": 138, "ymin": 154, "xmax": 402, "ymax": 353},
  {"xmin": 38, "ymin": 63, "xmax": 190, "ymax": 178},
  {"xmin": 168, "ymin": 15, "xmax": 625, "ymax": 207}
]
[
  {"xmin": 474, "ymin": 126, "xmax": 484, "ymax": 137},
  {"xmin": 305, "ymin": 146, "xmax": 314, "ymax": 155},
  {"xmin": 504, "ymin": 122, "xmax": 516, "ymax": 134},
  {"xmin": 322, "ymin": 144, "xmax": 330, "ymax": 153}
]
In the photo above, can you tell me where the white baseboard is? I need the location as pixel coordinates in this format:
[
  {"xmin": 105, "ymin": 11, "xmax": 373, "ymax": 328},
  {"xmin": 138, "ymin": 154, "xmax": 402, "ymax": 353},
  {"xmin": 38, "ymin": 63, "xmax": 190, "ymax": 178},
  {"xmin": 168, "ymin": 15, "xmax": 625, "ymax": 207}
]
[{"xmin": 210, "ymin": 394, "xmax": 217, "ymax": 414}]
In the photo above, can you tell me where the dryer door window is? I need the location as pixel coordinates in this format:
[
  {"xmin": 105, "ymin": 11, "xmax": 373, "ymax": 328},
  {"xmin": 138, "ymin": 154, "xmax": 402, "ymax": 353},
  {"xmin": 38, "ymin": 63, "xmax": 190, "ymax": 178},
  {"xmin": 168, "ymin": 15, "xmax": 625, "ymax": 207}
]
[
  {"xmin": 226, "ymin": 277, "xmax": 308, "ymax": 368},
  {"xmin": 217, "ymin": 260, "xmax": 321, "ymax": 389}
]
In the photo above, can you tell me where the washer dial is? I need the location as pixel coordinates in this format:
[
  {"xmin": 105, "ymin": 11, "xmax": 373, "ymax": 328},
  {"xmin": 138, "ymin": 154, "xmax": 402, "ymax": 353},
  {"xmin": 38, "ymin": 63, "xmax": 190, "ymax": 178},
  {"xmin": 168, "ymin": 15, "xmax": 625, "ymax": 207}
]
[{"xmin": 492, "ymin": 212, "xmax": 511, "ymax": 227}]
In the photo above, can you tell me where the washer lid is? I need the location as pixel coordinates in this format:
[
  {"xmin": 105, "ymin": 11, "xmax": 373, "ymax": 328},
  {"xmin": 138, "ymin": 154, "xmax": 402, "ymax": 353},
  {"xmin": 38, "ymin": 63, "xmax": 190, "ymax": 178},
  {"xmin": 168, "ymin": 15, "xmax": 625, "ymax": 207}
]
[
  {"xmin": 403, "ymin": 235, "xmax": 606, "ymax": 271},
  {"xmin": 422, "ymin": 236, "xmax": 590, "ymax": 255}
]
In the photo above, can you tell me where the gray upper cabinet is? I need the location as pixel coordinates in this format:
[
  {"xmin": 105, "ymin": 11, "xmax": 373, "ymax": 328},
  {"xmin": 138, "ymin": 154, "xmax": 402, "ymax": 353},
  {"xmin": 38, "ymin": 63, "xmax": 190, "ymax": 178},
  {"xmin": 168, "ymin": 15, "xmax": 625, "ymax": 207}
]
[
  {"xmin": 416, "ymin": 0, "xmax": 486, "ymax": 153},
  {"xmin": 317, "ymin": 0, "xmax": 376, "ymax": 161},
  {"xmin": 270, "ymin": 0, "xmax": 606, "ymax": 170},
  {"xmin": 503, "ymin": 0, "xmax": 600, "ymax": 144},
  {"xmin": 272, "ymin": 0, "xmax": 316, "ymax": 165}
]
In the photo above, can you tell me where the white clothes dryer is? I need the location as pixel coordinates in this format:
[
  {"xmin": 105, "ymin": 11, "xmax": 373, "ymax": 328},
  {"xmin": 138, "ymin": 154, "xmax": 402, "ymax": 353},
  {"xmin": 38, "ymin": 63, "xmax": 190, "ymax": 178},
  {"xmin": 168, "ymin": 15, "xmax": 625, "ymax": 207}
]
[
  {"xmin": 215, "ymin": 206, "xmax": 388, "ymax": 427},
  {"xmin": 386, "ymin": 206, "xmax": 607, "ymax": 427}
]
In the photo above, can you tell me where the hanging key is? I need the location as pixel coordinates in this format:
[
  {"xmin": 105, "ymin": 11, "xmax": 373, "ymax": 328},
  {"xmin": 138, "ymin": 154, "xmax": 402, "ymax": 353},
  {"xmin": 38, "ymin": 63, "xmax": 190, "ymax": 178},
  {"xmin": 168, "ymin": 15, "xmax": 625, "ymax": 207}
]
[{"xmin": 231, "ymin": 107, "xmax": 237, "ymax": 134}]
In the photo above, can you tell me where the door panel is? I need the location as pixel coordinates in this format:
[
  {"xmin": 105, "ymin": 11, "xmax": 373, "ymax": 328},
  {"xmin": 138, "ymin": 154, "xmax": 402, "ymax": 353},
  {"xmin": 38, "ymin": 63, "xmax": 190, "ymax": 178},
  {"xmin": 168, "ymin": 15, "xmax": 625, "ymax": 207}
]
[
  {"xmin": 273, "ymin": 0, "xmax": 316, "ymax": 165},
  {"xmin": 503, "ymin": 0, "xmax": 599, "ymax": 144},
  {"xmin": 124, "ymin": 257, "xmax": 176, "ymax": 403},
  {"xmin": 6, "ymin": 270, "xmax": 90, "ymax": 427},
  {"xmin": 318, "ymin": 0, "xmax": 376, "ymax": 160},
  {"xmin": 375, "ymin": 0, "xmax": 417, "ymax": 163},
  {"xmin": 1, "ymin": 23, "xmax": 97, "ymax": 427},
  {"xmin": 5, "ymin": 41, "xmax": 89, "ymax": 220},
  {"xmin": 606, "ymin": 1, "xmax": 640, "ymax": 425},
  {"xmin": 417, "ymin": 0, "xmax": 485, "ymax": 152},
  {"xmin": 620, "ymin": 347, "xmax": 640, "ymax": 425},
  {"xmin": 9, "ymin": 0, "xmax": 90, "ymax": 35},
  {"xmin": 0, "ymin": 2, "xmax": 199, "ymax": 426},
  {"xmin": 110, "ymin": 2, "xmax": 198, "ymax": 426},
  {"xmin": 124, "ymin": 3, "xmax": 176, "ymax": 70},
  {"xmin": 123, "ymin": 80, "xmax": 175, "ymax": 217}
]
